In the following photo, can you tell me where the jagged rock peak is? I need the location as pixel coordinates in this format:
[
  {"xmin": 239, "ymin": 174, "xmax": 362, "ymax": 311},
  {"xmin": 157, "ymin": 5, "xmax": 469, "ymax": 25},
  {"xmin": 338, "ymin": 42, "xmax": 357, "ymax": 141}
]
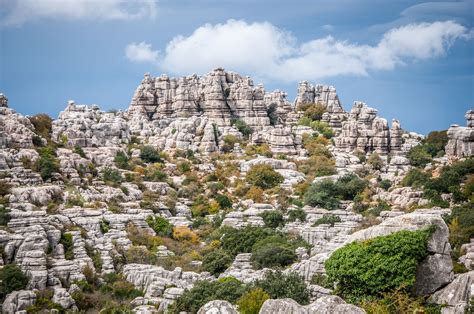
[
  {"xmin": 128, "ymin": 68, "xmax": 282, "ymax": 128},
  {"xmin": 333, "ymin": 101, "xmax": 403, "ymax": 154},
  {"xmin": 0, "ymin": 93, "xmax": 8, "ymax": 107},
  {"xmin": 446, "ymin": 109, "xmax": 474, "ymax": 158}
]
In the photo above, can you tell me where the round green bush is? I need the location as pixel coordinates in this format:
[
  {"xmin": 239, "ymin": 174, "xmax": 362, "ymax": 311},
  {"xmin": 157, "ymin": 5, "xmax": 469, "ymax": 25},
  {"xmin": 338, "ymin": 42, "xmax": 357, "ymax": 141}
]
[
  {"xmin": 245, "ymin": 164, "xmax": 284, "ymax": 190},
  {"xmin": 140, "ymin": 146, "xmax": 162, "ymax": 163},
  {"xmin": 202, "ymin": 249, "xmax": 233, "ymax": 276},
  {"xmin": 251, "ymin": 241, "xmax": 296, "ymax": 269},
  {"xmin": 325, "ymin": 228, "xmax": 433, "ymax": 299},
  {"xmin": 260, "ymin": 210, "xmax": 285, "ymax": 228},
  {"xmin": 254, "ymin": 270, "xmax": 309, "ymax": 305}
]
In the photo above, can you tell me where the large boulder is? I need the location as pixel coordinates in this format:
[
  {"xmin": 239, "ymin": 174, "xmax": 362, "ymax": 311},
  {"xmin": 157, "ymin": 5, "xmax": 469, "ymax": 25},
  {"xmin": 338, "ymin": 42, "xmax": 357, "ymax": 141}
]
[
  {"xmin": 2, "ymin": 290, "xmax": 37, "ymax": 314},
  {"xmin": 197, "ymin": 300, "xmax": 238, "ymax": 314},
  {"xmin": 430, "ymin": 271, "xmax": 474, "ymax": 314}
]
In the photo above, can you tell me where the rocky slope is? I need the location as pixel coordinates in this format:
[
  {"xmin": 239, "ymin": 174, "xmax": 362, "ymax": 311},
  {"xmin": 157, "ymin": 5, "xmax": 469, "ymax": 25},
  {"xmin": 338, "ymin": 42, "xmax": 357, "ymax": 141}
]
[{"xmin": 0, "ymin": 69, "xmax": 473, "ymax": 313}]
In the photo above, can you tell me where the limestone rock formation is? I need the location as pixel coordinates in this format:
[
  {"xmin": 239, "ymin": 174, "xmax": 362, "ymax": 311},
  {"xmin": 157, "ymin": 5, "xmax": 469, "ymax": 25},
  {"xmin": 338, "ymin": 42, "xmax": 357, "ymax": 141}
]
[
  {"xmin": 0, "ymin": 94, "xmax": 36, "ymax": 149},
  {"xmin": 446, "ymin": 110, "xmax": 474, "ymax": 158},
  {"xmin": 197, "ymin": 300, "xmax": 238, "ymax": 314},
  {"xmin": 430, "ymin": 271, "xmax": 474, "ymax": 314},
  {"xmin": 52, "ymin": 101, "xmax": 130, "ymax": 147}
]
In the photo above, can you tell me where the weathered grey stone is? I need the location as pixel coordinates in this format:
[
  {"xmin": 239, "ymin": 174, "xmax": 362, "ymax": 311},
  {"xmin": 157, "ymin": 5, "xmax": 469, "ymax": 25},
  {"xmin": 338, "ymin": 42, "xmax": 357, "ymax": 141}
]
[
  {"xmin": 198, "ymin": 300, "xmax": 238, "ymax": 314},
  {"xmin": 446, "ymin": 110, "xmax": 474, "ymax": 158},
  {"xmin": 258, "ymin": 296, "xmax": 365, "ymax": 314},
  {"xmin": 430, "ymin": 271, "xmax": 474, "ymax": 314},
  {"xmin": 2, "ymin": 290, "xmax": 37, "ymax": 314}
]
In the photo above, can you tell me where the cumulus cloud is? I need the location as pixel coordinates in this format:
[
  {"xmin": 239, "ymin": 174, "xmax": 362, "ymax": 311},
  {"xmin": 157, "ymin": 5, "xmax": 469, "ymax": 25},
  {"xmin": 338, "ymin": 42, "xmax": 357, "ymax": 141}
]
[
  {"xmin": 125, "ymin": 42, "xmax": 159, "ymax": 63},
  {"xmin": 126, "ymin": 19, "xmax": 471, "ymax": 82},
  {"xmin": 2, "ymin": 0, "xmax": 157, "ymax": 26}
]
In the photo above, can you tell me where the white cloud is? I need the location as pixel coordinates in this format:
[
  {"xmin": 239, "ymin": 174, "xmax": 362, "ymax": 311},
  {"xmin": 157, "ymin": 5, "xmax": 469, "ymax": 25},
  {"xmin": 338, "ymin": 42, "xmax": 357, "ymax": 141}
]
[
  {"xmin": 125, "ymin": 42, "xmax": 159, "ymax": 63},
  {"xmin": 2, "ymin": 0, "xmax": 157, "ymax": 26},
  {"xmin": 126, "ymin": 19, "xmax": 470, "ymax": 82}
]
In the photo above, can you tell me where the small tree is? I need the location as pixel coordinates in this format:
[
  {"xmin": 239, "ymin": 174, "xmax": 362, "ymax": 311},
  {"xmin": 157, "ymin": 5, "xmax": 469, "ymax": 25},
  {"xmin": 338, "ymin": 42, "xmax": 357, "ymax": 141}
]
[{"xmin": 246, "ymin": 164, "xmax": 284, "ymax": 190}]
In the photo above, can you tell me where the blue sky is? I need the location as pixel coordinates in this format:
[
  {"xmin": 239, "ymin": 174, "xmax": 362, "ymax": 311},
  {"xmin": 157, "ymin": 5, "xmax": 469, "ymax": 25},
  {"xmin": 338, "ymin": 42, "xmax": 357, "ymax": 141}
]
[{"xmin": 0, "ymin": 0, "xmax": 473, "ymax": 134}]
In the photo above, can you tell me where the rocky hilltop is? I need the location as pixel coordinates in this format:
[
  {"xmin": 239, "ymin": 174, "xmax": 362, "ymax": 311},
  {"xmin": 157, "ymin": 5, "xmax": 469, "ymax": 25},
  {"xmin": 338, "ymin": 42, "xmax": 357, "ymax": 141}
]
[{"xmin": 0, "ymin": 70, "xmax": 473, "ymax": 313}]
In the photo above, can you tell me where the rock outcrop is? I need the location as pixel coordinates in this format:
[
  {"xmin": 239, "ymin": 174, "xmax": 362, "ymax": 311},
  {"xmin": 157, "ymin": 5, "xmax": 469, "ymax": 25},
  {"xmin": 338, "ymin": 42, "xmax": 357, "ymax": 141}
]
[
  {"xmin": 446, "ymin": 110, "xmax": 474, "ymax": 158},
  {"xmin": 52, "ymin": 101, "xmax": 130, "ymax": 147},
  {"xmin": 430, "ymin": 271, "xmax": 474, "ymax": 314},
  {"xmin": 333, "ymin": 102, "xmax": 404, "ymax": 154}
]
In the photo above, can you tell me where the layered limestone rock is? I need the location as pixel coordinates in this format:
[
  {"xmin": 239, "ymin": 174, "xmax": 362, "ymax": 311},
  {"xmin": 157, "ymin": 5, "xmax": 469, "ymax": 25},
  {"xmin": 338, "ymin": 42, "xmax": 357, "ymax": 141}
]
[
  {"xmin": 430, "ymin": 271, "xmax": 474, "ymax": 314},
  {"xmin": 446, "ymin": 110, "xmax": 474, "ymax": 158},
  {"xmin": 0, "ymin": 94, "xmax": 37, "ymax": 149},
  {"xmin": 258, "ymin": 296, "xmax": 365, "ymax": 314},
  {"xmin": 295, "ymin": 82, "xmax": 347, "ymax": 133},
  {"xmin": 129, "ymin": 69, "xmax": 271, "ymax": 128},
  {"xmin": 197, "ymin": 300, "xmax": 238, "ymax": 314},
  {"xmin": 52, "ymin": 101, "xmax": 130, "ymax": 147},
  {"xmin": 334, "ymin": 102, "xmax": 392, "ymax": 154}
]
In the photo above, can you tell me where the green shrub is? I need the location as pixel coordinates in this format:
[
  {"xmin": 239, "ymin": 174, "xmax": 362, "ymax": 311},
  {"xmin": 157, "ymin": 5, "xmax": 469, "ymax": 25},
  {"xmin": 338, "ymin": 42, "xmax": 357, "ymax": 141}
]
[
  {"xmin": 231, "ymin": 119, "xmax": 253, "ymax": 139},
  {"xmin": 304, "ymin": 179, "xmax": 340, "ymax": 209},
  {"xmin": 173, "ymin": 278, "xmax": 247, "ymax": 313},
  {"xmin": 36, "ymin": 146, "xmax": 60, "ymax": 181},
  {"xmin": 251, "ymin": 239, "xmax": 296, "ymax": 269},
  {"xmin": 367, "ymin": 152, "xmax": 384, "ymax": 170},
  {"xmin": 100, "ymin": 219, "xmax": 110, "ymax": 234},
  {"xmin": 299, "ymin": 103, "xmax": 326, "ymax": 121},
  {"xmin": 246, "ymin": 164, "xmax": 284, "ymax": 190},
  {"xmin": 286, "ymin": 209, "xmax": 307, "ymax": 222},
  {"xmin": 260, "ymin": 211, "xmax": 285, "ymax": 228},
  {"xmin": 424, "ymin": 130, "xmax": 448, "ymax": 157},
  {"xmin": 313, "ymin": 214, "xmax": 341, "ymax": 227},
  {"xmin": 379, "ymin": 179, "xmax": 392, "ymax": 191},
  {"xmin": 26, "ymin": 289, "xmax": 64, "ymax": 312},
  {"xmin": 110, "ymin": 279, "xmax": 143, "ymax": 299},
  {"xmin": 74, "ymin": 145, "xmax": 86, "ymax": 158},
  {"xmin": 215, "ymin": 193, "xmax": 232, "ymax": 209},
  {"xmin": 220, "ymin": 226, "xmax": 277, "ymax": 257},
  {"xmin": 325, "ymin": 228, "xmax": 433, "ymax": 299},
  {"xmin": 102, "ymin": 168, "xmax": 123, "ymax": 186},
  {"xmin": 114, "ymin": 151, "xmax": 130, "ymax": 170},
  {"xmin": 254, "ymin": 270, "xmax": 309, "ymax": 305},
  {"xmin": 297, "ymin": 155, "xmax": 336, "ymax": 178},
  {"xmin": 0, "ymin": 264, "xmax": 29, "ymax": 299},
  {"xmin": 146, "ymin": 216, "xmax": 173, "ymax": 237},
  {"xmin": 177, "ymin": 161, "xmax": 192, "ymax": 174},
  {"xmin": 201, "ymin": 249, "xmax": 233, "ymax": 276},
  {"xmin": 336, "ymin": 174, "xmax": 367, "ymax": 200},
  {"xmin": 407, "ymin": 145, "xmax": 432, "ymax": 168},
  {"xmin": 402, "ymin": 169, "xmax": 431, "ymax": 188},
  {"xmin": 29, "ymin": 114, "xmax": 52, "ymax": 139},
  {"xmin": 60, "ymin": 233, "xmax": 74, "ymax": 260},
  {"xmin": 221, "ymin": 135, "xmax": 240, "ymax": 153},
  {"xmin": 140, "ymin": 146, "xmax": 162, "ymax": 163},
  {"xmin": 237, "ymin": 288, "xmax": 270, "ymax": 314}
]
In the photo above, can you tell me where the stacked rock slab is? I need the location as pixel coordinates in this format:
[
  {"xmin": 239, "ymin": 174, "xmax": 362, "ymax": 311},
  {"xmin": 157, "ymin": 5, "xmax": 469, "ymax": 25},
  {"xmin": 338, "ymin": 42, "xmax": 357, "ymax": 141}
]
[
  {"xmin": 129, "ymin": 68, "xmax": 272, "ymax": 128},
  {"xmin": 445, "ymin": 110, "xmax": 474, "ymax": 158},
  {"xmin": 334, "ymin": 101, "xmax": 402, "ymax": 154},
  {"xmin": 294, "ymin": 82, "xmax": 347, "ymax": 132},
  {"xmin": 52, "ymin": 101, "xmax": 130, "ymax": 147},
  {"xmin": 0, "ymin": 93, "xmax": 36, "ymax": 149}
]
